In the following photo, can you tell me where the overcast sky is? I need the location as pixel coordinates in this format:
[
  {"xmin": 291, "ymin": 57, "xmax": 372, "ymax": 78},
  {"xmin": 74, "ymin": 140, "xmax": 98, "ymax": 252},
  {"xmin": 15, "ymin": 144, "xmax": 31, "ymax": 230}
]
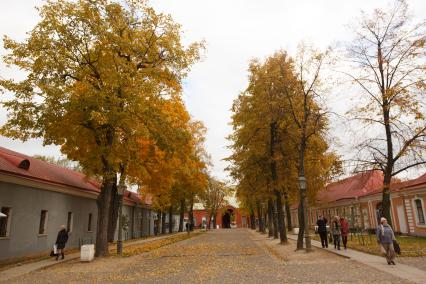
[{"xmin": 1, "ymin": 0, "xmax": 425, "ymax": 181}]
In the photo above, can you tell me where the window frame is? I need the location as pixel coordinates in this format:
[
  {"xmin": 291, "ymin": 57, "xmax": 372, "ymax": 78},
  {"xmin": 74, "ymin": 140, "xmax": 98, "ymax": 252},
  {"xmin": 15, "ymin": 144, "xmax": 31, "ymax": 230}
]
[
  {"xmin": 87, "ymin": 213, "xmax": 93, "ymax": 232},
  {"xmin": 67, "ymin": 211, "xmax": 73, "ymax": 233},
  {"xmin": 0, "ymin": 207, "xmax": 12, "ymax": 238},
  {"xmin": 39, "ymin": 210, "xmax": 48, "ymax": 235},
  {"xmin": 412, "ymin": 198, "xmax": 426, "ymax": 226}
]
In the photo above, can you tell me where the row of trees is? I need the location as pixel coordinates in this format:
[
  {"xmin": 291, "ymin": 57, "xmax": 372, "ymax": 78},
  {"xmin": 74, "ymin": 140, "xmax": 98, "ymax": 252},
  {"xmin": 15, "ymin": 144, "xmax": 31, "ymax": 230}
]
[
  {"xmin": 227, "ymin": 46, "xmax": 340, "ymax": 249},
  {"xmin": 228, "ymin": 0, "xmax": 425, "ymax": 248},
  {"xmin": 0, "ymin": 0, "xmax": 209, "ymax": 257}
]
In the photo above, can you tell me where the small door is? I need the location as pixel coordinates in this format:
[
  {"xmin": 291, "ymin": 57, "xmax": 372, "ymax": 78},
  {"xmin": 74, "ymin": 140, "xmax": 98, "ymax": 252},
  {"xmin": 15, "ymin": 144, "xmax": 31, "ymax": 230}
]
[{"xmin": 397, "ymin": 205, "xmax": 408, "ymax": 234}]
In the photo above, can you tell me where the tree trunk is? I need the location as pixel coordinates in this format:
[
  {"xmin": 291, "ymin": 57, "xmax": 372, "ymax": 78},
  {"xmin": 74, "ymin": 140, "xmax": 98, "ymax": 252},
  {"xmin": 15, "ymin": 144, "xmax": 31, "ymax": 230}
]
[
  {"xmin": 107, "ymin": 175, "xmax": 119, "ymax": 243},
  {"xmin": 189, "ymin": 196, "xmax": 194, "ymax": 230},
  {"xmin": 272, "ymin": 203, "xmax": 279, "ymax": 239},
  {"xmin": 263, "ymin": 209, "xmax": 268, "ymax": 234},
  {"xmin": 213, "ymin": 214, "xmax": 217, "ymax": 229},
  {"xmin": 296, "ymin": 134, "xmax": 308, "ymax": 250},
  {"xmin": 296, "ymin": 197, "xmax": 305, "ymax": 250},
  {"xmin": 269, "ymin": 122, "xmax": 279, "ymax": 240},
  {"xmin": 161, "ymin": 211, "xmax": 166, "ymax": 234},
  {"xmin": 95, "ymin": 175, "xmax": 115, "ymax": 257},
  {"xmin": 268, "ymin": 198, "xmax": 274, "ymax": 238},
  {"xmin": 382, "ymin": 172, "xmax": 393, "ymax": 226},
  {"xmin": 275, "ymin": 191, "xmax": 287, "ymax": 243},
  {"xmin": 256, "ymin": 202, "xmax": 264, "ymax": 233},
  {"xmin": 168, "ymin": 206, "xmax": 173, "ymax": 234},
  {"xmin": 250, "ymin": 208, "xmax": 256, "ymax": 230},
  {"xmin": 284, "ymin": 192, "xmax": 292, "ymax": 231},
  {"xmin": 179, "ymin": 199, "xmax": 185, "ymax": 232},
  {"xmin": 382, "ymin": 101, "xmax": 394, "ymax": 227}
]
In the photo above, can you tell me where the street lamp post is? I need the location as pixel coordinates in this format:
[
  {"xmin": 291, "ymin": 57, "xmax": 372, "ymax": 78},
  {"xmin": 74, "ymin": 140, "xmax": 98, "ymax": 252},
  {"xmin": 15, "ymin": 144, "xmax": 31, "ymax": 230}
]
[
  {"xmin": 117, "ymin": 183, "xmax": 126, "ymax": 255},
  {"xmin": 298, "ymin": 176, "xmax": 312, "ymax": 252}
]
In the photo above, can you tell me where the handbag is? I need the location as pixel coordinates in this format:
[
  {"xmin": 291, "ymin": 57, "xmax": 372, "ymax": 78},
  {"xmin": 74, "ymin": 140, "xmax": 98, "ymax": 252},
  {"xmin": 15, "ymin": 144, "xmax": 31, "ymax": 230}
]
[{"xmin": 393, "ymin": 240, "xmax": 401, "ymax": 255}]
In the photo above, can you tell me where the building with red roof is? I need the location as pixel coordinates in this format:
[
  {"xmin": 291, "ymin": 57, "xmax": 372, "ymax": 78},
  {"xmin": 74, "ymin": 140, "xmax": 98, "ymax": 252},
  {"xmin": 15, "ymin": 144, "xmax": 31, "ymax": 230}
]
[
  {"xmin": 290, "ymin": 170, "xmax": 426, "ymax": 236},
  {"xmin": 0, "ymin": 146, "xmax": 155, "ymax": 261}
]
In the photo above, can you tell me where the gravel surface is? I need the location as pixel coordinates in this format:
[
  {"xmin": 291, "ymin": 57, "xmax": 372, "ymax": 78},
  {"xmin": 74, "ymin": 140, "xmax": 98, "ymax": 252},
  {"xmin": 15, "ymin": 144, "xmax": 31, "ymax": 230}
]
[{"xmin": 8, "ymin": 229, "xmax": 411, "ymax": 283}]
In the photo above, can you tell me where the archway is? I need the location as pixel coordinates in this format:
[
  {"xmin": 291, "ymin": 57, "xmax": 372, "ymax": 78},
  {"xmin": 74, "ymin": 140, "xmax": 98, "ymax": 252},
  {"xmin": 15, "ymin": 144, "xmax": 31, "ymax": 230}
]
[{"xmin": 222, "ymin": 208, "xmax": 234, "ymax": 228}]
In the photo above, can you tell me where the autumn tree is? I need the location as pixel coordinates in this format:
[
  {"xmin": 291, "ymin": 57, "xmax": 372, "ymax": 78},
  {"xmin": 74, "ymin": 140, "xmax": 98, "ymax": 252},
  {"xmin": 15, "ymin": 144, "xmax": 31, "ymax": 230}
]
[
  {"xmin": 228, "ymin": 48, "xmax": 338, "ymax": 249},
  {"xmin": 201, "ymin": 177, "xmax": 231, "ymax": 229},
  {"xmin": 344, "ymin": 0, "xmax": 426, "ymax": 226},
  {"xmin": 281, "ymin": 44, "xmax": 333, "ymax": 250},
  {"xmin": 0, "ymin": 0, "xmax": 202, "ymax": 256}
]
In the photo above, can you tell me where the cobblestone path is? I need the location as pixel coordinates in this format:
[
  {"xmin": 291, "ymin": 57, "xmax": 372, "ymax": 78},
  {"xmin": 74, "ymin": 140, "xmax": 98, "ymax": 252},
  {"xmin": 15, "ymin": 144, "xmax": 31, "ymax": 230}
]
[{"xmin": 9, "ymin": 229, "xmax": 410, "ymax": 283}]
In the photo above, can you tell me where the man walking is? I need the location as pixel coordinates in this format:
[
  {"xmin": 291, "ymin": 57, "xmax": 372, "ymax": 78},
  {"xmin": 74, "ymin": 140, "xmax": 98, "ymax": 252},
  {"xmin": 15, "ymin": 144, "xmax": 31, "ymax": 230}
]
[
  {"xmin": 55, "ymin": 225, "xmax": 68, "ymax": 261},
  {"xmin": 316, "ymin": 215, "xmax": 328, "ymax": 248}
]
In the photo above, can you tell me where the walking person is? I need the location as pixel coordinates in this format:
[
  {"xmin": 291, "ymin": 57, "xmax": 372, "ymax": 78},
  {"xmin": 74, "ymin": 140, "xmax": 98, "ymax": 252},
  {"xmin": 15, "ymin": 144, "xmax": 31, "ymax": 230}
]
[
  {"xmin": 376, "ymin": 217, "xmax": 396, "ymax": 265},
  {"xmin": 331, "ymin": 216, "xmax": 341, "ymax": 250},
  {"xmin": 316, "ymin": 215, "xmax": 328, "ymax": 248},
  {"xmin": 340, "ymin": 217, "xmax": 349, "ymax": 250},
  {"xmin": 55, "ymin": 225, "xmax": 68, "ymax": 261}
]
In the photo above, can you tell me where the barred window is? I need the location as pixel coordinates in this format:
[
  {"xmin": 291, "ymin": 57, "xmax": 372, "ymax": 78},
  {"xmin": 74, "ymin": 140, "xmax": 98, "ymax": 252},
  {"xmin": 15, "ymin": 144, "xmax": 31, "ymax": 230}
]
[{"xmin": 415, "ymin": 199, "xmax": 425, "ymax": 225}]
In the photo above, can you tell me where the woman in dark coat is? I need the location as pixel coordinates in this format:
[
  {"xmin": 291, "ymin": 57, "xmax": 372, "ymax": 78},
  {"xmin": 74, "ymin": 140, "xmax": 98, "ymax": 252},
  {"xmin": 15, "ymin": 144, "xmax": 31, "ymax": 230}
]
[{"xmin": 55, "ymin": 225, "xmax": 69, "ymax": 260}]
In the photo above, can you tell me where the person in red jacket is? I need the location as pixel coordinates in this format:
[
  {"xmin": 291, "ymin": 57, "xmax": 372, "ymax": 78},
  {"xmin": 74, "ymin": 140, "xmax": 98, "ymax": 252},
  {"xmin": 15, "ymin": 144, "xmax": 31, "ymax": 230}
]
[{"xmin": 340, "ymin": 217, "xmax": 349, "ymax": 250}]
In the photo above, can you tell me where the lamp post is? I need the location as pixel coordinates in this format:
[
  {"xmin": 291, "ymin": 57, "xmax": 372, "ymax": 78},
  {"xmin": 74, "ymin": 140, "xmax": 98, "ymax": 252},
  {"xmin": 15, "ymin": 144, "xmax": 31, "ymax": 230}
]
[
  {"xmin": 298, "ymin": 176, "xmax": 312, "ymax": 252},
  {"xmin": 117, "ymin": 182, "xmax": 126, "ymax": 255}
]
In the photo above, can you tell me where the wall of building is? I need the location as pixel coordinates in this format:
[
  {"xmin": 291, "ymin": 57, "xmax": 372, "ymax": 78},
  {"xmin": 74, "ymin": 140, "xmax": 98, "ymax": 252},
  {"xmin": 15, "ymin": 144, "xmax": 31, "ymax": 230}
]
[
  {"xmin": 0, "ymin": 180, "xmax": 156, "ymax": 261},
  {"xmin": 0, "ymin": 181, "xmax": 98, "ymax": 260}
]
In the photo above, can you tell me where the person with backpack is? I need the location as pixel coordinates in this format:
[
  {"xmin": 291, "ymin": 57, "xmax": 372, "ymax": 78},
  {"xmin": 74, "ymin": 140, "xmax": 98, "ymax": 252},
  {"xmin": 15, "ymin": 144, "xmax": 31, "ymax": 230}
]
[{"xmin": 376, "ymin": 217, "xmax": 396, "ymax": 265}]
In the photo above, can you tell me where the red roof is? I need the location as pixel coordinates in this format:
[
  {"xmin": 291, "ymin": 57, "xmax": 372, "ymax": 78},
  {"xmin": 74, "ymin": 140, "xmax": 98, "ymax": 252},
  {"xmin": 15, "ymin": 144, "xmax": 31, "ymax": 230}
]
[
  {"xmin": 0, "ymin": 146, "xmax": 149, "ymax": 205},
  {"xmin": 0, "ymin": 146, "xmax": 100, "ymax": 193},
  {"xmin": 316, "ymin": 170, "xmax": 384, "ymax": 204},
  {"xmin": 362, "ymin": 172, "xmax": 426, "ymax": 197}
]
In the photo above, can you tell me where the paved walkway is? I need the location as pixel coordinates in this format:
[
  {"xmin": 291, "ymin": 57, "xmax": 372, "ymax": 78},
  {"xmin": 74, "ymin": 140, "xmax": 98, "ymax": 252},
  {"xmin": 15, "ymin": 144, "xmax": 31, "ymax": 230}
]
[
  {"xmin": 0, "ymin": 232, "xmax": 186, "ymax": 283},
  {"xmin": 3, "ymin": 229, "xmax": 415, "ymax": 283},
  {"xmin": 287, "ymin": 234, "xmax": 426, "ymax": 284}
]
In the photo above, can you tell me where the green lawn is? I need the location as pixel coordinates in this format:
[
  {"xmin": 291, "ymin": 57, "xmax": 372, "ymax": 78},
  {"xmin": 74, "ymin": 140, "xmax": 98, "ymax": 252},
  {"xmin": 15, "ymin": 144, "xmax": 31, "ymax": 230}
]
[{"xmin": 313, "ymin": 234, "xmax": 426, "ymax": 257}]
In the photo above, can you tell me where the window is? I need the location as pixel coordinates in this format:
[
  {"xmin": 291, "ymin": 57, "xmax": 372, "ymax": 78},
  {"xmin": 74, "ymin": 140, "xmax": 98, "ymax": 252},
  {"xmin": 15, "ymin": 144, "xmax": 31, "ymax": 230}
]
[
  {"xmin": 414, "ymin": 199, "xmax": 425, "ymax": 225},
  {"xmin": 39, "ymin": 210, "xmax": 48, "ymax": 235},
  {"xmin": 88, "ymin": 213, "xmax": 93, "ymax": 232},
  {"xmin": 0, "ymin": 207, "xmax": 12, "ymax": 238},
  {"xmin": 67, "ymin": 212, "xmax": 73, "ymax": 232}
]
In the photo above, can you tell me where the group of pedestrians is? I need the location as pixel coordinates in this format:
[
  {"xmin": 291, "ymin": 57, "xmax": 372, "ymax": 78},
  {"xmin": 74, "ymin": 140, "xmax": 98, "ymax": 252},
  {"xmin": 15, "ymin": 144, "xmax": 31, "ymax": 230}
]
[
  {"xmin": 316, "ymin": 215, "xmax": 398, "ymax": 265},
  {"xmin": 316, "ymin": 215, "xmax": 349, "ymax": 250}
]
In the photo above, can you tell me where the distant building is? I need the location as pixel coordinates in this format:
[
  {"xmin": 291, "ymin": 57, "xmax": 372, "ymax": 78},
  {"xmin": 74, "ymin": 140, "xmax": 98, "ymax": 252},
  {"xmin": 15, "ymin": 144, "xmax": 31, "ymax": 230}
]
[
  {"xmin": 0, "ymin": 147, "xmax": 155, "ymax": 261},
  {"xmin": 289, "ymin": 170, "xmax": 426, "ymax": 236},
  {"xmin": 190, "ymin": 205, "xmax": 248, "ymax": 229}
]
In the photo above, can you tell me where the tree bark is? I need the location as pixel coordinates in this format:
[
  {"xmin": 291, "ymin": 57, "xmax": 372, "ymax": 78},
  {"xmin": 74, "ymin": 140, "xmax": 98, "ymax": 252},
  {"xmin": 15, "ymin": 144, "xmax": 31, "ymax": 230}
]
[
  {"xmin": 95, "ymin": 175, "xmax": 115, "ymax": 257},
  {"xmin": 275, "ymin": 191, "xmax": 287, "ymax": 243},
  {"xmin": 263, "ymin": 209, "xmax": 268, "ymax": 234},
  {"xmin": 296, "ymin": 197, "xmax": 305, "ymax": 250},
  {"xmin": 189, "ymin": 196, "xmax": 194, "ymax": 230},
  {"xmin": 296, "ymin": 147, "xmax": 306, "ymax": 250},
  {"xmin": 268, "ymin": 198, "xmax": 274, "ymax": 238},
  {"xmin": 382, "ymin": 99, "xmax": 394, "ymax": 226},
  {"xmin": 178, "ymin": 199, "xmax": 185, "ymax": 232},
  {"xmin": 169, "ymin": 206, "xmax": 173, "ymax": 234},
  {"xmin": 256, "ymin": 202, "xmax": 264, "ymax": 233},
  {"xmin": 284, "ymin": 192, "xmax": 292, "ymax": 231},
  {"xmin": 161, "ymin": 211, "xmax": 166, "ymax": 234},
  {"xmin": 272, "ymin": 203, "xmax": 279, "ymax": 239},
  {"xmin": 213, "ymin": 214, "xmax": 217, "ymax": 229},
  {"xmin": 107, "ymin": 175, "xmax": 119, "ymax": 243},
  {"xmin": 250, "ymin": 207, "xmax": 256, "ymax": 230}
]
